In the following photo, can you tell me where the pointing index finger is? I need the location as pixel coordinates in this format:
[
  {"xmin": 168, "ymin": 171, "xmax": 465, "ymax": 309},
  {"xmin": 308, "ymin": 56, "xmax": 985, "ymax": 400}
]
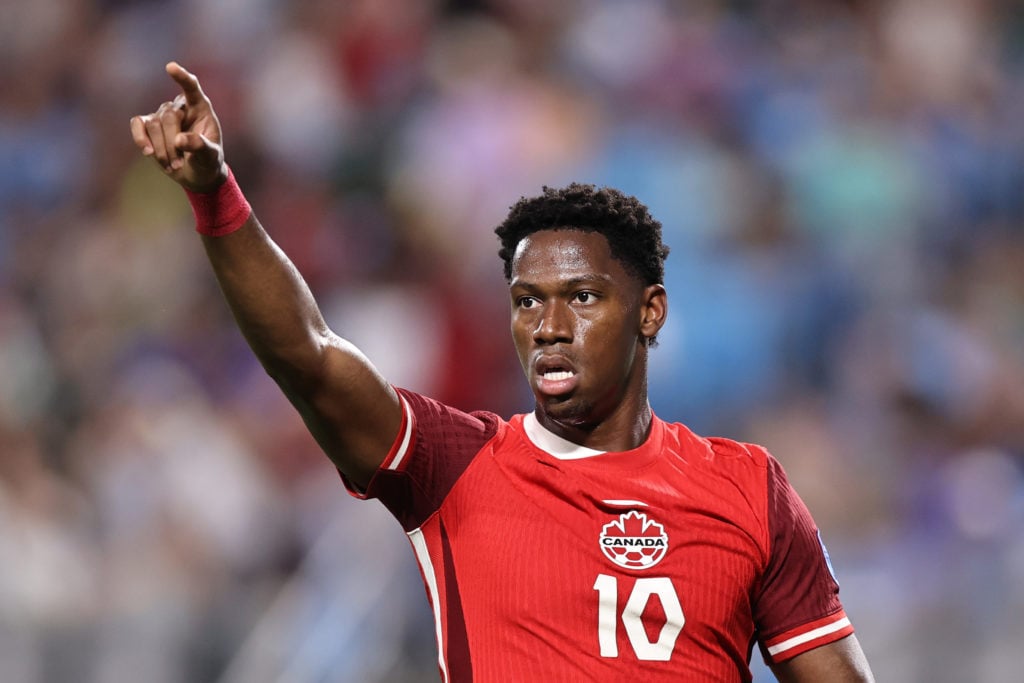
[{"xmin": 165, "ymin": 61, "xmax": 205, "ymax": 106}]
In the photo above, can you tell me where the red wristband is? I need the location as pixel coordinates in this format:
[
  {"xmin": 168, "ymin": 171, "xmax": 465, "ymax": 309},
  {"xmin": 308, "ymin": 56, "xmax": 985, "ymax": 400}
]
[{"xmin": 184, "ymin": 167, "xmax": 252, "ymax": 237}]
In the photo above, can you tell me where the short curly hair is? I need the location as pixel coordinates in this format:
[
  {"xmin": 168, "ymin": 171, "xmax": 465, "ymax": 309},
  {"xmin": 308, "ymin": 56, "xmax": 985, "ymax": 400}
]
[{"xmin": 495, "ymin": 183, "xmax": 670, "ymax": 285}]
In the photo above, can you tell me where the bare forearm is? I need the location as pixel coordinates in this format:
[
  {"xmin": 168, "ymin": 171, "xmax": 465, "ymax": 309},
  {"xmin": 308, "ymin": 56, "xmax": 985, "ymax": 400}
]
[
  {"xmin": 132, "ymin": 63, "xmax": 402, "ymax": 482},
  {"xmin": 201, "ymin": 214, "xmax": 330, "ymax": 387},
  {"xmin": 198, "ymin": 209, "xmax": 402, "ymax": 483}
]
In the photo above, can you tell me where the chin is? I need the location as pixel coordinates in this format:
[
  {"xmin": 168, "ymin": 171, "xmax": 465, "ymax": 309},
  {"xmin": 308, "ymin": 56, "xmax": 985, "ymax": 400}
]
[{"xmin": 536, "ymin": 395, "xmax": 596, "ymax": 428}]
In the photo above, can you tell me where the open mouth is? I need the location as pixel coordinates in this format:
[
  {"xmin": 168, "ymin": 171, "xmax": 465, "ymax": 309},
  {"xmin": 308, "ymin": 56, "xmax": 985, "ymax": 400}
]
[
  {"xmin": 534, "ymin": 357, "xmax": 579, "ymax": 396},
  {"xmin": 542, "ymin": 369, "xmax": 575, "ymax": 381}
]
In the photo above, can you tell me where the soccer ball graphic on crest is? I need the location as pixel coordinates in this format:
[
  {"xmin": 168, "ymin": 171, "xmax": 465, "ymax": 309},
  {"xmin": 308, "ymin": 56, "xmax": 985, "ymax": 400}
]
[{"xmin": 599, "ymin": 510, "xmax": 669, "ymax": 569}]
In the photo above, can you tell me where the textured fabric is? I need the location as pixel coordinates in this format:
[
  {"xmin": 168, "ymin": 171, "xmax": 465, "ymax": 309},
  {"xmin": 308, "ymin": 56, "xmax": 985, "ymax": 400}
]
[
  {"xmin": 345, "ymin": 389, "xmax": 851, "ymax": 681},
  {"xmin": 184, "ymin": 166, "xmax": 252, "ymax": 237}
]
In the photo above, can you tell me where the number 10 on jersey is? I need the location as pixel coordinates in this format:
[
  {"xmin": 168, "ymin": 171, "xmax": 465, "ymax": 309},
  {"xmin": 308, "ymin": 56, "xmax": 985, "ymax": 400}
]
[{"xmin": 593, "ymin": 574, "xmax": 685, "ymax": 661}]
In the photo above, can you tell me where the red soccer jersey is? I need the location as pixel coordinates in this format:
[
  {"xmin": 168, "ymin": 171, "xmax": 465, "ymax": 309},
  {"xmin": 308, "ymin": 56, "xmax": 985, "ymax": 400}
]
[{"xmin": 345, "ymin": 389, "xmax": 853, "ymax": 682}]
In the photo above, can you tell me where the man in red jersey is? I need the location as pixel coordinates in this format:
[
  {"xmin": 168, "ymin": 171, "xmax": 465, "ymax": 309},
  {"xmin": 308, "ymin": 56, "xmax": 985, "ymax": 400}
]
[{"xmin": 131, "ymin": 62, "xmax": 875, "ymax": 682}]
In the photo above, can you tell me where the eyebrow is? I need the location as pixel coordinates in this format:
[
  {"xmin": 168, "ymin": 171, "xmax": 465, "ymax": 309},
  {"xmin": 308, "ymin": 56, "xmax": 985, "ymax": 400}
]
[{"xmin": 510, "ymin": 273, "xmax": 614, "ymax": 291}]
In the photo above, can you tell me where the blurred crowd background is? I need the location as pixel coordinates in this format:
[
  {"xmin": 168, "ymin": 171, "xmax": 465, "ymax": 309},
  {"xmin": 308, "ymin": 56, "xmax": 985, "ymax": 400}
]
[{"xmin": 2, "ymin": 0, "xmax": 1023, "ymax": 681}]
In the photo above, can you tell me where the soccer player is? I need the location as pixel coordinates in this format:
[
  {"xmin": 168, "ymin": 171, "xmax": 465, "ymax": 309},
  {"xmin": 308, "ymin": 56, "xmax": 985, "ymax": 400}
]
[{"xmin": 130, "ymin": 62, "xmax": 875, "ymax": 682}]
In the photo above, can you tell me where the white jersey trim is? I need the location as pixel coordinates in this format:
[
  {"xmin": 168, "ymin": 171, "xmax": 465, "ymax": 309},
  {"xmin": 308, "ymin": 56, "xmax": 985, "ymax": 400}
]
[
  {"xmin": 523, "ymin": 412, "xmax": 606, "ymax": 460},
  {"xmin": 386, "ymin": 394, "xmax": 415, "ymax": 471},
  {"xmin": 409, "ymin": 528, "xmax": 448, "ymax": 682},
  {"xmin": 766, "ymin": 616, "xmax": 852, "ymax": 657}
]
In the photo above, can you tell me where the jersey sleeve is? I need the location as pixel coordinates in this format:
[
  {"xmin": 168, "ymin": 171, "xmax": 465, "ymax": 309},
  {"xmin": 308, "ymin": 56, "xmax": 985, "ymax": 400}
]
[
  {"xmin": 753, "ymin": 453, "xmax": 854, "ymax": 664},
  {"xmin": 341, "ymin": 387, "xmax": 501, "ymax": 531}
]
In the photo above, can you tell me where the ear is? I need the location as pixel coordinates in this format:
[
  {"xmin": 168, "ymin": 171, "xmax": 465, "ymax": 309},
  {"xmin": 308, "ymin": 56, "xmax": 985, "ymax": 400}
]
[{"xmin": 639, "ymin": 284, "xmax": 668, "ymax": 342}]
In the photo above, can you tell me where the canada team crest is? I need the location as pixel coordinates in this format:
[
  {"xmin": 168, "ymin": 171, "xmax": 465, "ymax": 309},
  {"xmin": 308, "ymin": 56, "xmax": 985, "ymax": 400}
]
[{"xmin": 599, "ymin": 510, "xmax": 669, "ymax": 569}]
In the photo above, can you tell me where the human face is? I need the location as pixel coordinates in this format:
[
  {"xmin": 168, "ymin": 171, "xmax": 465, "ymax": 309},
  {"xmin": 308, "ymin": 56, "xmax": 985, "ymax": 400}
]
[{"xmin": 509, "ymin": 229, "xmax": 666, "ymax": 434}]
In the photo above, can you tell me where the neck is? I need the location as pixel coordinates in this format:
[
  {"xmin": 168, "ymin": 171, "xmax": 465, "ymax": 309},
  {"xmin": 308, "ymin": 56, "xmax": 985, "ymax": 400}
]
[
  {"xmin": 535, "ymin": 393, "xmax": 653, "ymax": 453},
  {"xmin": 533, "ymin": 344, "xmax": 653, "ymax": 452}
]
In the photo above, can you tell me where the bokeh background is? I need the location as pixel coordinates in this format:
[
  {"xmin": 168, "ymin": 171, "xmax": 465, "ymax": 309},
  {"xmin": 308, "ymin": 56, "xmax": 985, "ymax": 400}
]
[{"xmin": 2, "ymin": 0, "xmax": 1023, "ymax": 681}]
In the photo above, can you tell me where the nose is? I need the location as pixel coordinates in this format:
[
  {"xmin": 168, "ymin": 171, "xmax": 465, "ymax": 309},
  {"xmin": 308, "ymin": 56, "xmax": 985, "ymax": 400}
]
[{"xmin": 534, "ymin": 300, "xmax": 573, "ymax": 345}]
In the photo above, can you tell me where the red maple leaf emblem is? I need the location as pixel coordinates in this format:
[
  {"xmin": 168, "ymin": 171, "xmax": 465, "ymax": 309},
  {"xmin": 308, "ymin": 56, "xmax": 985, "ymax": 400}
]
[
  {"xmin": 599, "ymin": 511, "xmax": 669, "ymax": 569},
  {"xmin": 605, "ymin": 511, "xmax": 665, "ymax": 538}
]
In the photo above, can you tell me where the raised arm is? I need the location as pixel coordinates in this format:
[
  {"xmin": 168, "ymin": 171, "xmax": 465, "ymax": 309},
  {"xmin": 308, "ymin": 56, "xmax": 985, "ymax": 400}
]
[{"xmin": 129, "ymin": 62, "xmax": 400, "ymax": 488}]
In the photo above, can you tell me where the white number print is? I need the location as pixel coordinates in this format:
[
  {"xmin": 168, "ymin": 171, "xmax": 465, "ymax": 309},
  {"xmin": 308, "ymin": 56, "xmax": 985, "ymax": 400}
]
[{"xmin": 593, "ymin": 574, "xmax": 685, "ymax": 661}]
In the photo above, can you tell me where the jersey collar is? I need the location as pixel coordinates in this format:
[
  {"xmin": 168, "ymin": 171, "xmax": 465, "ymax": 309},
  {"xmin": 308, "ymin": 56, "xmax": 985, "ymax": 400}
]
[{"xmin": 522, "ymin": 412, "xmax": 608, "ymax": 460}]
